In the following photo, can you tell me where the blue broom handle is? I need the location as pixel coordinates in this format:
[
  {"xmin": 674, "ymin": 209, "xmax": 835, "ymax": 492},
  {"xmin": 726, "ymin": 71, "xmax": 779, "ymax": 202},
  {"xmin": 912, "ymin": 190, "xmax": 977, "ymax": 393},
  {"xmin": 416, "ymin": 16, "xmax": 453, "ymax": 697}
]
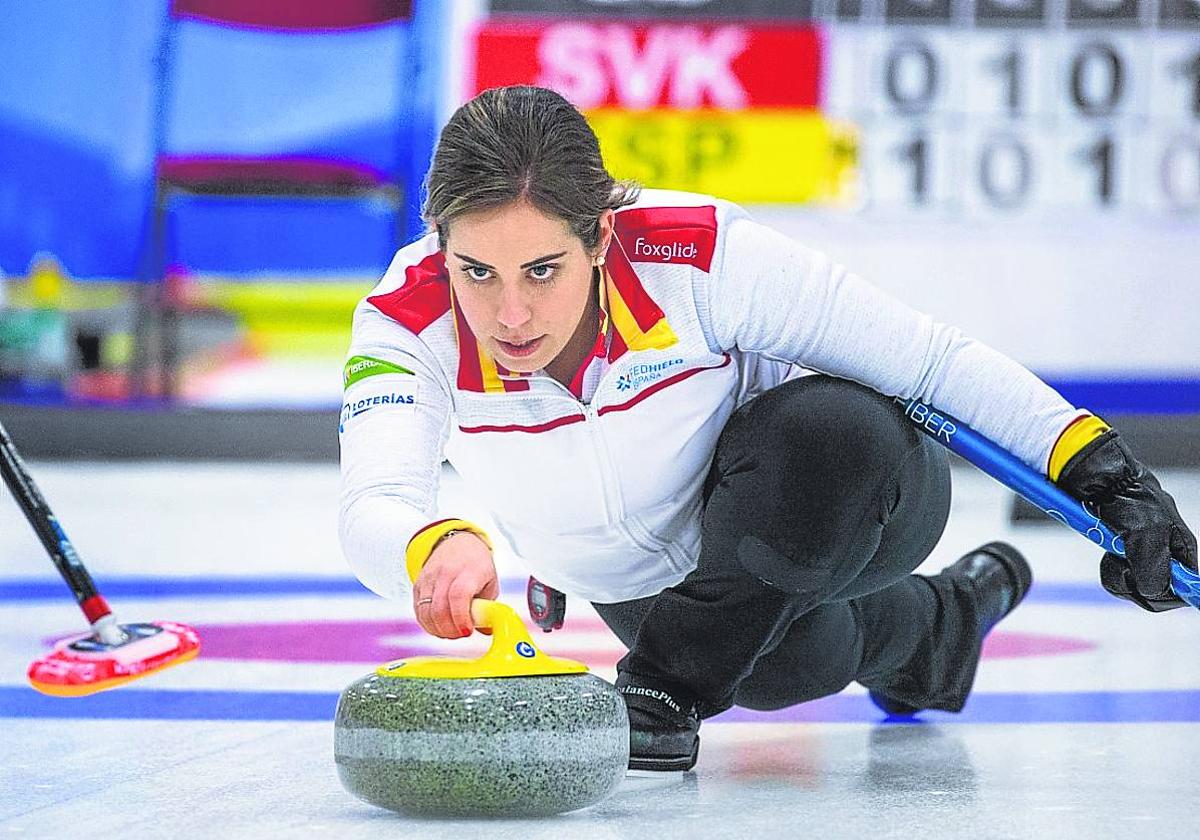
[{"xmin": 895, "ymin": 397, "xmax": 1200, "ymax": 610}]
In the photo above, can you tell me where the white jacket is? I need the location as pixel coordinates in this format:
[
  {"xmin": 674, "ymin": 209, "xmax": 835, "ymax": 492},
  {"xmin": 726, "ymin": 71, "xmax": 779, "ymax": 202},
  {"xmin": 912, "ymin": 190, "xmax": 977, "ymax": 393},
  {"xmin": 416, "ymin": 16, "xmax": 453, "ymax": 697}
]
[{"xmin": 339, "ymin": 189, "xmax": 1083, "ymax": 603}]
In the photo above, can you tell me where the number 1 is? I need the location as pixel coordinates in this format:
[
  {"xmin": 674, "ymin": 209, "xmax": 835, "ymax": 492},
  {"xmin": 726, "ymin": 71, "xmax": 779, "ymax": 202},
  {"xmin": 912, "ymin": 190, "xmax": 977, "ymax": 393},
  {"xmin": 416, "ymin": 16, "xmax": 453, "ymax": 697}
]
[
  {"xmin": 1171, "ymin": 52, "xmax": 1200, "ymax": 118},
  {"xmin": 987, "ymin": 48, "xmax": 1022, "ymax": 116},
  {"xmin": 1080, "ymin": 135, "xmax": 1115, "ymax": 206},
  {"xmin": 896, "ymin": 136, "xmax": 929, "ymax": 204}
]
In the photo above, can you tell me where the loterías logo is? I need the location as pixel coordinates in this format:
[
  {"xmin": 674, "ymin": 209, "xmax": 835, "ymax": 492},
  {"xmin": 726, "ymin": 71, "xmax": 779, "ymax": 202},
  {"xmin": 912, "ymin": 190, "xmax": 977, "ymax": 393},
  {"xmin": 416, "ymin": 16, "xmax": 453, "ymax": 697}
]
[
  {"xmin": 633, "ymin": 237, "xmax": 698, "ymax": 262},
  {"xmin": 338, "ymin": 391, "xmax": 416, "ymax": 433}
]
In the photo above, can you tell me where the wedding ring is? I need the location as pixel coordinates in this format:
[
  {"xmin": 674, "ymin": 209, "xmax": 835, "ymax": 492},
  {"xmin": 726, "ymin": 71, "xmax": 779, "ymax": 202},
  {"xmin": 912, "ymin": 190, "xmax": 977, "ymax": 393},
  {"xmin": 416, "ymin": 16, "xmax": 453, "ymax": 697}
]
[{"xmin": 417, "ymin": 597, "xmax": 434, "ymax": 606}]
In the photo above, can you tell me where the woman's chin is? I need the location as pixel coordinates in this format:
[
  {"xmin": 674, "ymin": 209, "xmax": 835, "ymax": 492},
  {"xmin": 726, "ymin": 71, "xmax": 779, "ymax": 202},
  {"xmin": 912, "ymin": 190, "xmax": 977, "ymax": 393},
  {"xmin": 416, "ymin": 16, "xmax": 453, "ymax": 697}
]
[{"xmin": 502, "ymin": 359, "xmax": 542, "ymax": 373}]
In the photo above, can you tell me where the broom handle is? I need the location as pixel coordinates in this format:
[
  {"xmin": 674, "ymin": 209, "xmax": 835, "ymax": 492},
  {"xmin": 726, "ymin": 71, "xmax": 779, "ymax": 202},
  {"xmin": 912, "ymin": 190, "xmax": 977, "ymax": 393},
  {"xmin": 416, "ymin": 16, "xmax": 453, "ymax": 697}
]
[
  {"xmin": 0, "ymin": 419, "xmax": 113, "ymax": 623},
  {"xmin": 896, "ymin": 397, "xmax": 1200, "ymax": 610}
]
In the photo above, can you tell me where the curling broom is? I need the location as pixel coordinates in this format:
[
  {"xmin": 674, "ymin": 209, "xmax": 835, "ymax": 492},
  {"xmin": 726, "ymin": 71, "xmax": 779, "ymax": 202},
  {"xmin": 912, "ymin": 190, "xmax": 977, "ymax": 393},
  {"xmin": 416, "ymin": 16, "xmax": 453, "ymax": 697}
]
[
  {"xmin": 1, "ymin": 420, "xmax": 200, "ymax": 696},
  {"xmin": 896, "ymin": 397, "xmax": 1200, "ymax": 609}
]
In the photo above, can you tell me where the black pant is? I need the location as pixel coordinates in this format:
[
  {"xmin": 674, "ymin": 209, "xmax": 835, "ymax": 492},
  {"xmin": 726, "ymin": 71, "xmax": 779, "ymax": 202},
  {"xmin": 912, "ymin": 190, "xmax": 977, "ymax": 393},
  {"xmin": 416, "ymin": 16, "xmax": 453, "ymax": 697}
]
[{"xmin": 594, "ymin": 375, "xmax": 984, "ymax": 719}]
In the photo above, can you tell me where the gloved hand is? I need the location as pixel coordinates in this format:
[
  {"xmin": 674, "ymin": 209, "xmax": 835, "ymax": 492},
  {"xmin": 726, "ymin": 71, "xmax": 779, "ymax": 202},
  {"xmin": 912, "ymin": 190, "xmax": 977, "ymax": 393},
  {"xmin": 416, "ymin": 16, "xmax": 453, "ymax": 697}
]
[{"xmin": 1056, "ymin": 429, "xmax": 1197, "ymax": 612}]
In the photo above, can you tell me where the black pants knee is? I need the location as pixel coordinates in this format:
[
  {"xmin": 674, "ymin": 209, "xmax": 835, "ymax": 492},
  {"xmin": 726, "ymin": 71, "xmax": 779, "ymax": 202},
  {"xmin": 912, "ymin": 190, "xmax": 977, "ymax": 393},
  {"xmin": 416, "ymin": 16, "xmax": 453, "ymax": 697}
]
[{"xmin": 594, "ymin": 375, "xmax": 974, "ymax": 718}]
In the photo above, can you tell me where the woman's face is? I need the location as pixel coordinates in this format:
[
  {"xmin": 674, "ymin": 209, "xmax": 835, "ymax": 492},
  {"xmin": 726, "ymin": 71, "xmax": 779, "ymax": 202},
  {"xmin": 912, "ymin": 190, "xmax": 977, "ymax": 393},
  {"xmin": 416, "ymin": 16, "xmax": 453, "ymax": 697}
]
[{"xmin": 444, "ymin": 199, "xmax": 613, "ymax": 373}]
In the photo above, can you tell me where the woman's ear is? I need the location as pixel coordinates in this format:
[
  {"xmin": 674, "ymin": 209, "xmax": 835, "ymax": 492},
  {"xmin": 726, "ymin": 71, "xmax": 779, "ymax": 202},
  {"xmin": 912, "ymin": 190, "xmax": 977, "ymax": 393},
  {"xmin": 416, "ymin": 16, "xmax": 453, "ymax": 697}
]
[{"xmin": 594, "ymin": 209, "xmax": 616, "ymax": 265}]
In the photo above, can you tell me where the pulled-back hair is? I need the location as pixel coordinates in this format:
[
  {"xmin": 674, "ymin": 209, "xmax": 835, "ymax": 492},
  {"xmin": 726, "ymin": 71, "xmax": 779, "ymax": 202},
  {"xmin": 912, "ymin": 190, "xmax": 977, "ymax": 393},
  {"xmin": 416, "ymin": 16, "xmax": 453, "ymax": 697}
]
[{"xmin": 422, "ymin": 85, "xmax": 639, "ymax": 253}]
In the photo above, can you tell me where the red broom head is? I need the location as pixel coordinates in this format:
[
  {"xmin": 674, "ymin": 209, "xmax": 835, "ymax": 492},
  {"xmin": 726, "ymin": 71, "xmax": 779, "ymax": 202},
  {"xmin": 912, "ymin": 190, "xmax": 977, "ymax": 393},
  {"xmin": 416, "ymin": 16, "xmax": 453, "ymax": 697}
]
[{"xmin": 28, "ymin": 621, "xmax": 201, "ymax": 697}]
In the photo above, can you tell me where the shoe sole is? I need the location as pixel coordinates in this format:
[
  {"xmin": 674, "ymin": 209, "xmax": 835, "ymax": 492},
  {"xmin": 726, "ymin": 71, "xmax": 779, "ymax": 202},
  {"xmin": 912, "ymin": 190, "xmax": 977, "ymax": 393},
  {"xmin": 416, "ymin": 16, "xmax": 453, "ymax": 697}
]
[
  {"xmin": 628, "ymin": 738, "xmax": 700, "ymax": 772},
  {"xmin": 867, "ymin": 689, "xmax": 920, "ymax": 718}
]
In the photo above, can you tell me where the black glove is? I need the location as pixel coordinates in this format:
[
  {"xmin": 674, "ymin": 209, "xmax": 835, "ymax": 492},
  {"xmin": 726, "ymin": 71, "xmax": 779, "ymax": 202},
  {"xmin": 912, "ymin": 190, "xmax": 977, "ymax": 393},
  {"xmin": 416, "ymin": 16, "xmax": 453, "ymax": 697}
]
[{"xmin": 1056, "ymin": 429, "xmax": 1197, "ymax": 612}]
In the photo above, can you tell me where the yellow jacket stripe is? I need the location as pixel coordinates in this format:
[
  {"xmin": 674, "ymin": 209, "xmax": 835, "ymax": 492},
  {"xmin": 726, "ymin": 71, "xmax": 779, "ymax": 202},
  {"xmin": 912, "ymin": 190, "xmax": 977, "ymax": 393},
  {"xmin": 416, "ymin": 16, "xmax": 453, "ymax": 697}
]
[
  {"xmin": 405, "ymin": 518, "xmax": 494, "ymax": 584},
  {"xmin": 1048, "ymin": 414, "xmax": 1111, "ymax": 482}
]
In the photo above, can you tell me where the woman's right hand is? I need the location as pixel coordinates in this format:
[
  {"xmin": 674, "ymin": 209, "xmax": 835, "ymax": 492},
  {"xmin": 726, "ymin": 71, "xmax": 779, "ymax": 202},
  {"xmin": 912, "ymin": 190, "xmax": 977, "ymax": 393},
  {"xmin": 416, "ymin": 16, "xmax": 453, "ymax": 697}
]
[{"xmin": 411, "ymin": 532, "xmax": 499, "ymax": 638}]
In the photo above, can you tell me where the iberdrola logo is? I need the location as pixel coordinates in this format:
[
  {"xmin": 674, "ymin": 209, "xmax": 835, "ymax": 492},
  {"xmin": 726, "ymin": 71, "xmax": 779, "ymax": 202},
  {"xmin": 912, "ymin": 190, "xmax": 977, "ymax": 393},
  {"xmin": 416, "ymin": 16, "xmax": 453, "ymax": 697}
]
[{"xmin": 343, "ymin": 355, "xmax": 414, "ymax": 388}]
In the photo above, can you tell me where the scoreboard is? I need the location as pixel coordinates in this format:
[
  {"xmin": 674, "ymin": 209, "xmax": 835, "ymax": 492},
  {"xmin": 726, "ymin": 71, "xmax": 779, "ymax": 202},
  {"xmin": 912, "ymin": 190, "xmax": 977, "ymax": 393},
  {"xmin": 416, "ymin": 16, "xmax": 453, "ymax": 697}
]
[
  {"xmin": 833, "ymin": 0, "xmax": 1200, "ymax": 215},
  {"xmin": 476, "ymin": 0, "xmax": 1200, "ymax": 218}
]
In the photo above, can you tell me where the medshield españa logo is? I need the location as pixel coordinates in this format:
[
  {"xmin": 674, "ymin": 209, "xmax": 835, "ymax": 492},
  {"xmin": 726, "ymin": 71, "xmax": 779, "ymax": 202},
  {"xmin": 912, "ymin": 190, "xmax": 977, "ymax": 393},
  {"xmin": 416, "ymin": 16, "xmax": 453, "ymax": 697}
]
[{"xmin": 616, "ymin": 358, "xmax": 684, "ymax": 392}]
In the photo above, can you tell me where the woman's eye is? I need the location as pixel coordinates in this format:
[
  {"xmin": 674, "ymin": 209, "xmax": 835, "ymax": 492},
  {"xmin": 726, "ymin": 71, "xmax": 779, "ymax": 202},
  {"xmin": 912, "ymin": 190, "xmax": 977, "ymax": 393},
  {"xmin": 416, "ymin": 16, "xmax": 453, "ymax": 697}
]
[
  {"xmin": 528, "ymin": 264, "xmax": 557, "ymax": 282},
  {"xmin": 464, "ymin": 266, "xmax": 491, "ymax": 282}
]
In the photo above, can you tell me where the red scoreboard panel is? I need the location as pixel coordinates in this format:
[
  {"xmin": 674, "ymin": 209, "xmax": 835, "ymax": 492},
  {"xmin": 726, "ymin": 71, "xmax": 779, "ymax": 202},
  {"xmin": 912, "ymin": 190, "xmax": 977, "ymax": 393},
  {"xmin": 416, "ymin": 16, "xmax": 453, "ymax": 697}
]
[{"xmin": 472, "ymin": 20, "xmax": 821, "ymax": 108}]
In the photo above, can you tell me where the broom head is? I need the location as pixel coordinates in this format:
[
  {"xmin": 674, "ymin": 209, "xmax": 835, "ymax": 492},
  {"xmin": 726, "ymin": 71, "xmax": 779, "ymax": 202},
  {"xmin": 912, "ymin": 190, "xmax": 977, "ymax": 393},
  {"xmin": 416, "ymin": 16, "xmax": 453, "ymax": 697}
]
[{"xmin": 28, "ymin": 621, "xmax": 201, "ymax": 697}]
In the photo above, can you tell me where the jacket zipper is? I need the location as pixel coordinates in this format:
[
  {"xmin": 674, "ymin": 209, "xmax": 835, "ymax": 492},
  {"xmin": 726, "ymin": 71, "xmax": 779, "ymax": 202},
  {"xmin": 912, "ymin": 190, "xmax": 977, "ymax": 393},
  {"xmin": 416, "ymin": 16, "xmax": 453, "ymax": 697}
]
[
  {"xmin": 534, "ymin": 375, "xmax": 625, "ymax": 526},
  {"xmin": 583, "ymin": 399, "xmax": 625, "ymax": 525},
  {"xmin": 519, "ymin": 373, "xmax": 679, "ymax": 555}
]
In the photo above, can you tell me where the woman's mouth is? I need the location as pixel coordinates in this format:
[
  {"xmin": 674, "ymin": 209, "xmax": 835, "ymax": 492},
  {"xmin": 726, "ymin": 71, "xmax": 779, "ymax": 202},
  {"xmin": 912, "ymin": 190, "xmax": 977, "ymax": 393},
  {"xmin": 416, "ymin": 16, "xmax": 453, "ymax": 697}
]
[{"xmin": 496, "ymin": 336, "xmax": 545, "ymax": 358}]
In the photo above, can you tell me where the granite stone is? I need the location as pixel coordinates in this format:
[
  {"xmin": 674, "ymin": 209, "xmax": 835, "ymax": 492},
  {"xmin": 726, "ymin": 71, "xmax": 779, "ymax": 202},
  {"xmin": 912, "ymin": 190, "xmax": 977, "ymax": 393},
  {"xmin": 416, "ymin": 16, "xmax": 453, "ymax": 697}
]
[{"xmin": 334, "ymin": 671, "xmax": 629, "ymax": 817}]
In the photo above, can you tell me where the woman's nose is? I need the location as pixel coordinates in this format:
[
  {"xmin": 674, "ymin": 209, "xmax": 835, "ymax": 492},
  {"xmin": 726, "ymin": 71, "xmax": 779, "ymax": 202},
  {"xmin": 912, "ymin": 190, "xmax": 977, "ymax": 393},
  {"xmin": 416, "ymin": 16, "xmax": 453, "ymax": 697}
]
[{"xmin": 495, "ymin": 286, "xmax": 532, "ymax": 329}]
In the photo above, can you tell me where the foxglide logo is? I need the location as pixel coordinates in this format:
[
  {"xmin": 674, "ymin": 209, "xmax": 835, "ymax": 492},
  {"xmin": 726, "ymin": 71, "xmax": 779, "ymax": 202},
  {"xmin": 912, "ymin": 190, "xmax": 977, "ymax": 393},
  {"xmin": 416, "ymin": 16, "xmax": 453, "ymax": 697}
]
[
  {"xmin": 338, "ymin": 392, "xmax": 415, "ymax": 433},
  {"xmin": 633, "ymin": 237, "xmax": 698, "ymax": 263},
  {"xmin": 616, "ymin": 358, "xmax": 684, "ymax": 392}
]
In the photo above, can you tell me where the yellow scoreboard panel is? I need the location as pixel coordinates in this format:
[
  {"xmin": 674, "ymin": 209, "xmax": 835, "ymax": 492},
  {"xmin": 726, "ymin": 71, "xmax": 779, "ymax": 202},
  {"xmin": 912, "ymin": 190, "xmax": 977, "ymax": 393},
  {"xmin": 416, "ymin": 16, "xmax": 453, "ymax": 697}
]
[{"xmin": 586, "ymin": 108, "xmax": 859, "ymax": 206}]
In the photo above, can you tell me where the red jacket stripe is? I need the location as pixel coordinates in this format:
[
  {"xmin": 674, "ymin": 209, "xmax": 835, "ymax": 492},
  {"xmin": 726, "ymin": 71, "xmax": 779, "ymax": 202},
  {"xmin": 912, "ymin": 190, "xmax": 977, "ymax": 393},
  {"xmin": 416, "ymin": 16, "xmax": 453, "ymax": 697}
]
[
  {"xmin": 494, "ymin": 360, "xmax": 533, "ymax": 393},
  {"xmin": 459, "ymin": 414, "xmax": 586, "ymax": 435},
  {"xmin": 366, "ymin": 252, "xmax": 451, "ymax": 334},
  {"xmin": 606, "ymin": 239, "xmax": 671, "ymax": 335},
  {"xmin": 451, "ymin": 292, "xmax": 487, "ymax": 392},
  {"xmin": 607, "ymin": 323, "xmax": 630, "ymax": 364},
  {"xmin": 614, "ymin": 205, "xmax": 718, "ymax": 273},
  {"xmin": 499, "ymin": 371, "xmax": 531, "ymax": 393}
]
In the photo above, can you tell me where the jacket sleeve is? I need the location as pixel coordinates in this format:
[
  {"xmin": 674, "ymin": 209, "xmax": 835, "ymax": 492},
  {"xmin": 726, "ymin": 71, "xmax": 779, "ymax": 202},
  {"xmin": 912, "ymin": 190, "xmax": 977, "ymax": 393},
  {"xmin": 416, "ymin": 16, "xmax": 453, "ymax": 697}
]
[
  {"xmin": 338, "ymin": 300, "xmax": 453, "ymax": 601},
  {"xmin": 694, "ymin": 203, "xmax": 1085, "ymax": 473}
]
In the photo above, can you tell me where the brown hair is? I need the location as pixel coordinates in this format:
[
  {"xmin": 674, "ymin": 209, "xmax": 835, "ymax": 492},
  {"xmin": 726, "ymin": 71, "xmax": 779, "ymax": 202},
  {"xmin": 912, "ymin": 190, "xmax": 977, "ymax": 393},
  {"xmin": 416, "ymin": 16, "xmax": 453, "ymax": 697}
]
[{"xmin": 422, "ymin": 85, "xmax": 639, "ymax": 254}]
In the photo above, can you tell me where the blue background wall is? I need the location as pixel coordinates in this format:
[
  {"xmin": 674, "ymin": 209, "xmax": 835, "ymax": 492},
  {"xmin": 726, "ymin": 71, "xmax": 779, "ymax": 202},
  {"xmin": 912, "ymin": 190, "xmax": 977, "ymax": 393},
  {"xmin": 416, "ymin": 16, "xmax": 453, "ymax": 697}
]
[{"xmin": 0, "ymin": 1, "xmax": 439, "ymax": 280}]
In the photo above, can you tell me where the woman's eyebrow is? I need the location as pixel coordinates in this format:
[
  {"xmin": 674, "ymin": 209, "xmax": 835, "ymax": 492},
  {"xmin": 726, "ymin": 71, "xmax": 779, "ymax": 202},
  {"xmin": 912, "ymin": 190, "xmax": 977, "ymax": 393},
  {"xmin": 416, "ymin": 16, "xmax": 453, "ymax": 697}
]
[
  {"xmin": 521, "ymin": 252, "xmax": 568, "ymax": 268},
  {"xmin": 452, "ymin": 251, "xmax": 568, "ymax": 270}
]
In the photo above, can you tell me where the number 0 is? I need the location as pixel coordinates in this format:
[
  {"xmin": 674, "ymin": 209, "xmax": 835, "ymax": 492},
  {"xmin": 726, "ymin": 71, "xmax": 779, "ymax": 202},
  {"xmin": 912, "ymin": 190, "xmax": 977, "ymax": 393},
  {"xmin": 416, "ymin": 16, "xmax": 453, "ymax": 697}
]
[
  {"xmin": 1160, "ymin": 138, "xmax": 1200, "ymax": 211},
  {"xmin": 979, "ymin": 137, "xmax": 1032, "ymax": 209},
  {"xmin": 1071, "ymin": 43, "xmax": 1125, "ymax": 117},
  {"xmin": 886, "ymin": 42, "xmax": 939, "ymax": 114}
]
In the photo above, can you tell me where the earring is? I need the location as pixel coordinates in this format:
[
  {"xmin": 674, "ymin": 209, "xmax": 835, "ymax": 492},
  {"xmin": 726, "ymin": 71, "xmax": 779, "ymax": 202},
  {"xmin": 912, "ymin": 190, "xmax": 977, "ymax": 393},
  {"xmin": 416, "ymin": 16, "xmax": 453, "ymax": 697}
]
[{"xmin": 594, "ymin": 255, "xmax": 606, "ymax": 267}]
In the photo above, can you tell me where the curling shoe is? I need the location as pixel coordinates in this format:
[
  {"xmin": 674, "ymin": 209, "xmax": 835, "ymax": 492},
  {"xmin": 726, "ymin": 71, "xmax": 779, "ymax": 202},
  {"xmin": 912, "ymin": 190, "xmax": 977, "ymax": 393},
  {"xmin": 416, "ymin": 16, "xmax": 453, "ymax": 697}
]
[
  {"xmin": 869, "ymin": 541, "xmax": 1033, "ymax": 718},
  {"xmin": 615, "ymin": 672, "xmax": 701, "ymax": 771}
]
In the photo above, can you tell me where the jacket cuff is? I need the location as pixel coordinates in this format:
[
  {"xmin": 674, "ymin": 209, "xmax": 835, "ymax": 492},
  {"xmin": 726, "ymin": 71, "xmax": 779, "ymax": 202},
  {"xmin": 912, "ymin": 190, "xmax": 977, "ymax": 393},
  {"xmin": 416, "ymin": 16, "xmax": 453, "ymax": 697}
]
[
  {"xmin": 1048, "ymin": 413, "xmax": 1111, "ymax": 482},
  {"xmin": 404, "ymin": 518, "xmax": 493, "ymax": 584}
]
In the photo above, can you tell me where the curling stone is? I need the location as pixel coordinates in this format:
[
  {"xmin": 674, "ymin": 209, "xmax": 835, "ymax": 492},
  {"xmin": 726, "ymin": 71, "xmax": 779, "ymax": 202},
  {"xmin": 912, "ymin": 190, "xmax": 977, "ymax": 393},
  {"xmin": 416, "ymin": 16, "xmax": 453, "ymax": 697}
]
[{"xmin": 334, "ymin": 599, "xmax": 629, "ymax": 817}]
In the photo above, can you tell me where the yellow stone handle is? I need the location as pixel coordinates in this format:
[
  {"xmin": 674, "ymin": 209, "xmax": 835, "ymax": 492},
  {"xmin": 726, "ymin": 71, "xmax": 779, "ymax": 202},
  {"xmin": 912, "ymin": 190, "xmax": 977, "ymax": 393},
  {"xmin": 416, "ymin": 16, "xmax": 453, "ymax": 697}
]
[
  {"xmin": 470, "ymin": 598, "xmax": 530, "ymax": 639},
  {"xmin": 377, "ymin": 599, "xmax": 588, "ymax": 679}
]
